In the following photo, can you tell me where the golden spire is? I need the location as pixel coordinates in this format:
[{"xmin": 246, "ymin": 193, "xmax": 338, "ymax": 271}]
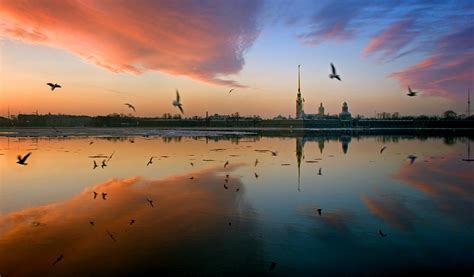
[{"xmin": 298, "ymin": 64, "xmax": 301, "ymax": 93}]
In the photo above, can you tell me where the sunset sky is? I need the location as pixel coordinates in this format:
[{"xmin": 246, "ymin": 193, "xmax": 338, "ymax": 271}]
[{"xmin": 1, "ymin": 0, "xmax": 473, "ymax": 118}]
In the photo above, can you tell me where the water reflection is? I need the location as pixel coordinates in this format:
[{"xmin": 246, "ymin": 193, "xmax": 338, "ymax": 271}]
[
  {"xmin": 0, "ymin": 133, "xmax": 473, "ymax": 275},
  {"xmin": 0, "ymin": 165, "xmax": 265, "ymax": 276}
]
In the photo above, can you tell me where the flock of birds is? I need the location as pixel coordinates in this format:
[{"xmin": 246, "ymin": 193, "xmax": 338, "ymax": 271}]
[
  {"xmin": 44, "ymin": 63, "xmax": 419, "ymax": 117},
  {"xmin": 11, "ymin": 63, "xmax": 422, "ymax": 272}
]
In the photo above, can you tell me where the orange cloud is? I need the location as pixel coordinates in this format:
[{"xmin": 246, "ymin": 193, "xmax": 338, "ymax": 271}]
[{"xmin": 0, "ymin": 0, "xmax": 263, "ymax": 87}]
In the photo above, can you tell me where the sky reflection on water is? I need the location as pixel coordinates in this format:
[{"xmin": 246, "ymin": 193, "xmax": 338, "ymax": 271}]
[{"xmin": 0, "ymin": 134, "xmax": 473, "ymax": 275}]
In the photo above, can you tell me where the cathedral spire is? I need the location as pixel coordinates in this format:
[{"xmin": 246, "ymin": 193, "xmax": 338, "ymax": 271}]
[{"xmin": 298, "ymin": 64, "xmax": 301, "ymax": 93}]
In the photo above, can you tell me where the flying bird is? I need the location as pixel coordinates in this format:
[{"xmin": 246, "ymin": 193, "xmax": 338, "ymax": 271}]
[
  {"xmin": 229, "ymin": 88, "xmax": 235, "ymax": 94},
  {"xmin": 317, "ymin": 208, "xmax": 322, "ymax": 216},
  {"xmin": 190, "ymin": 162, "xmax": 194, "ymax": 167},
  {"xmin": 224, "ymin": 184, "xmax": 228, "ymax": 190},
  {"xmin": 254, "ymin": 159, "xmax": 258, "ymax": 167},
  {"xmin": 407, "ymin": 155, "xmax": 417, "ymax": 165},
  {"xmin": 269, "ymin": 262, "xmax": 277, "ymax": 271},
  {"xmin": 102, "ymin": 192, "xmax": 107, "ymax": 200},
  {"xmin": 124, "ymin": 103, "xmax": 136, "ymax": 112},
  {"xmin": 329, "ymin": 63, "xmax": 341, "ymax": 81},
  {"xmin": 107, "ymin": 151, "xmax": 115, "ymax": 162},
  {"xmin": 254, "ymin": 172, "xmax": 259, "ymax": 179},
  {"xmin": 147, "ymin": 156, "xmax": 155, "ymax": 166},
  {"xmin": 47, "ymin": 83, "xmax": 61, "ymax": 91},
  {"xmin": 89, "ymin": 221, "xmax": 95, "ymax": 226},
  {"xmin": 147, "ymin": 198, "xmax": 154, "ymax": 207},
  {"xmin": 106, "ymin": 230, "xmax": 117, "ymax": 242},
  {"xmin": 17, "ymin": 152, "xmax": 32, "ymax": 165},
  {"xmin": 224, "ymin": 161, "xmax": 229, "ymax": 168},
  {"xmin": 93, "ymin": 160, "xmax": 98, "ymax": 169},
  {"xmin": 130, "ymin": 219, "xmax": 135, "ymax": 225},
  {"xmin": 407, "ymin": 86, "xmax": 417, "ymax": 96},
  {"xmin": 93, "ymin": 191, "xmax": 98, "ymax": 199},
  {"xmin": 172, "ymin": 89, "xmax": 184, "ymax": 114},
  {"xmin": 317, "ymin": 168, "xmax": 322, "ymax": 175},
  {"xmin": 379, "ymin": 229, "xmax": 387, "ymax": 237},
  {"xmin": 52, "ymin": 254, "xmax": 64, "ymax": 266},
  {"xmin": 190, "ymin": 176, "xmax": 194, "ymax": 180},
  {"xmin": 380, "ymin": 146, "xmax": 387, "ymax": 154},
  {"xmin": 101, "ymin": 159, "xmax": 107, "ymax": 168},
  {"xmin": 228, "ymin": 222, "xmax": 232, "ymax": 227}
]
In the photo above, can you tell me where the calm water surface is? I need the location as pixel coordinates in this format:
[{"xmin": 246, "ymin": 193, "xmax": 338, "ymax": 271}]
[{"xmin": 0, "ymin": 134, "xmax": 473, "ymax": 275}]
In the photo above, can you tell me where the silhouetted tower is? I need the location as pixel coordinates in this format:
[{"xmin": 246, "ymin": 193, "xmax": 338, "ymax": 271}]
[
  {"xmin": 468, "ymin": 88, "xmax": 471, "ymax": 117},
  {"xmin": 296, "ymin": 65, "xmax": 304, "ymax": 119}
]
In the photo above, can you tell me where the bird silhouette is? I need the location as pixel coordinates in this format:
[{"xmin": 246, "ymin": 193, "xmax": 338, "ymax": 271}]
[
  {"xmin": 107, "ymin": 151, "xmax": 115, "ymax": 162},
  {"xmin": 269, "ymin": 261, "xmax": 277, "ymax": 271},
  {"xmin": 124, "ymin": 103, "xmax": 136, "ymax": 112},
  {"xmin": 224, "ymin": 161, "xmax": 229, "ymax": 168},
  {"xmin": 317, "ymin": 168, "xmax": 322, "ymax": 175},
  {"xmin": 255, "ymin": 172, "xmax": 259, "ymax": 179},
  {"xmin": 47, "ymin": 83, "xmax": 61, "ymax": 91},
  {"xmin": 172, "ymin": 89, "xmax": 184, "ymax": 113},
  {"xmin": 130, "ymin": 219, "xmax": 135, "ymax": 225},
  {"xmin": 190, "ymin": 162, "xmax": 194, "ymax": 167},
  {"xmin": 17, "ymin": 152, "xmax": 32, "ymax": 165},
  {"xmin": 407, "ymin": 86, "xmax": 418, "ymax": 96},
  {"xmin": 147, "ymin": 198, "xmax": 154, "ymax": 207},
  {"xmin": 229, "ymin": 88, "xmax": 235, "ymax": 94},
  {"xmin": 106, "ymin": 230, "xmax": 117, "ymax": 242},
  {"xmin": 317, "ymin": 208, "xmax": 322, "ymax": 216},
  {"xmin": 379, "ymin": 229, "xmax": 387, "ymax": 237},
  {"xmin": 228, "ymin": 222, "xmax": 232, "ymax": 227},
  {"xmin": 190, "ymin": 176, "xmax": 194, "ymax": 180},
  {"xmin": 147, "ymin": 156, "xmax": 154, "ymax": 166},
  {"xmin": 254, "ymin": 159, "xmax": 259, "ymax": 167},
  {"xmin": 224, "ymin": 184, "xmax": 228, "ymax": 189},
  {"xmin": 270, "ymin": 151, "xmax": 278, "ymax": 156},
  {"xmin": 101, "ymin": 159, "xmax": 107, "ymax": 168},
  {"xmin": 89, "ymin": 141, "xmax": 94, "ymax": 145},
  {"xmin": 329, "ymin": 63, "xmax": 341, "ymax": 81},
  {"xmin": 102, "ymin": 192, "xmax": 107, "ymax": 200},
  {"xmin": 93, "ymin": 191, "xmax": 98, "ymax": 199},
  {"xmin": 52, "ymin": 254, "xmax": 64, "ymax": 266},
  {"xmin": 93, "ymin": 160, "xmax": 98, "ymax": 169},
  {"xmin": 129, "ymin": 138, "xmax": 135, "ymax": 143},
  {"xmin": 236, "ymin": 188, "xmax": 240, "ymax": 192},
  {"xmin": 407, "ymin": 155, "xmax": 417, "ymax": 165},
  {"xmin": 89, "ymin": 221, "xmax": 95, "ymax": 226},
  {"xmin": 380, "ymin": 146, "xmax": 387, "ymax": 154}
]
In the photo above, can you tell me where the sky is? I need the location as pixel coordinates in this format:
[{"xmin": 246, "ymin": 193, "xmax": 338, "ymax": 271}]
[{"xmin": 0, "ymin": 0, "xmax": 473, "ymax": 118}]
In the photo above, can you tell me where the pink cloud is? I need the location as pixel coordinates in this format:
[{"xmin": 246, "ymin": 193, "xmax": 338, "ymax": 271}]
[
  {"xmin": 0, "ymin": 0, "xmax": 263, "ymax": 87},
  {"xmin": 389, "ymin": 26, "xmax": 474, "ymax": 98},
  {"xmin": 363, "ymin": 19, "xmax": 417, "ymax": 60}
]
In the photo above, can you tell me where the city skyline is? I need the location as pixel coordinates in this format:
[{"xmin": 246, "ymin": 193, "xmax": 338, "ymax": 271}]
[{"xmin": 1, "ymin": 1, "xmax": 473, "ymax": 118}]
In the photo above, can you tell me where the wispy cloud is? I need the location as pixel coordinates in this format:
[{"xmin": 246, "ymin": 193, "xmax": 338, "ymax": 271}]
[
  {"xmin": 0, "ymin": 0, "xmax": 263, "ymax": 87},
  {"xmin": 390, "ymin": 26, "xmax": 474, "ymax": 98}
]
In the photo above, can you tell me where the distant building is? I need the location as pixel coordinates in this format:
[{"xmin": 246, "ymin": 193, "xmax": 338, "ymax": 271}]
[
  {"xmin": 296, "ymin": 65, "xmax": 304, "ymax": 119},
  {"xmin": 339, "ymin": 102, "xmax": 351, "ymax": 120},
  {"xmin": 318, "ymin": 103, "xmax": 325, "ymax": 116}
]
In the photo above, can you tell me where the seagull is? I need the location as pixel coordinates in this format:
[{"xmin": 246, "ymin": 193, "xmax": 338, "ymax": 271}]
[
  {"xmin": 254, "ymin": 159, "xmax": 259, "ymax": 167},
  {"xmin": 407, "ymin": 155, "xmax": 417, "ymax": 165},
  {"xmin": 102, "ymin": 192, "xmax": 107, "ymax": 200},
  {"xmin": 379, "ymin": 229, "xmax": 387, "ymax": 237},
  {"xmin": 124, "ymin": 103, "xmax": 136, "ymax": 112},
  {"xmin": 329, "ymin": 63, "xmax": 341, "ymax": 81},
  {"xmin": 89, "ymin": 141, "xmax": 94, "ymax": 145},
  {"xmin": 317, "ymin": 168, "xmax": 322, "ymax": 175},
  {"xmin": 190, "ymin": 176, "xmax": 194, "ymax": 180},
  {"xmin": 269, "ymin": 261, "xmax": 277, "ymax": 271},
  {"xmin": 228, "ymin": 222, "xmax": 232, "ymax": 227},
  {"xmin": 270, "ymin": 151, "xmax": 278, "ymax": 156},
  {"xmin": 190, "ymin": 162, "xmax": 194, "ymax": 167},
  {"xmin": 106, "ymin": 230, "xmax": 117, "ymax": 242},
  {"xmin": 229, "ymin": 88, "xmax": 235, "ymax": 94},
  {"xmin": 254, "ymin": 172, "xmax": 259, "ymax": 179},
  {"xmin": 224, "ymin": 184, "xmax": 228, "ymax": 189},
  {"xmin": 147, "ymin": 157, "xmax": 154, "ymax": 166},
  {"xmin": 407, "ymin": 86, "xmax": 417, "ymax": 96},
  {"xmin": 224, "ymin": 161, "xmax": 229, "ymax": 168},
  {"xmin": 47, "ymin": 83, "xmax": 61, "ymax": 91},
  {"xmin": 17, "ymin": 152, "xmax": 32, "ymax": 165},
  {"xmin": 130, "ymin": 219, "xmax": 135, "ymax": 225},
  {"xmin": 129, "ymin": 138, "xmax": 135, "ymax": 143},
  {"xmin": 380, "ymin": 146, "xmax": 387, "ymax": 154},
  {"xmin": 52, "ymin": 254, "xmax": 64, "ymax": 266},
  {"xmin": 317, "ymin": 208, "xmax": 322, "ymax": 216},
  {"xmin": 101, "ymin": 159, "xmax": 107, "ymax": 168},
  {"xmin": 172, "ymin": 89, "xmax": 184, "ymax": 114},
  {"xmin": 89, "ymin": 221, "xmax": 95, "ymax": 226},
  {"xmin": 93, "ymin": 191, "xmax": 98, "ymax": 199},
  {"xmin": 147, "ymin": 198, "xmax": 154, "ymax": 207},
  {"xmin": 93, "ymin": 160, "xmax": 98, "ymax": 169}
]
